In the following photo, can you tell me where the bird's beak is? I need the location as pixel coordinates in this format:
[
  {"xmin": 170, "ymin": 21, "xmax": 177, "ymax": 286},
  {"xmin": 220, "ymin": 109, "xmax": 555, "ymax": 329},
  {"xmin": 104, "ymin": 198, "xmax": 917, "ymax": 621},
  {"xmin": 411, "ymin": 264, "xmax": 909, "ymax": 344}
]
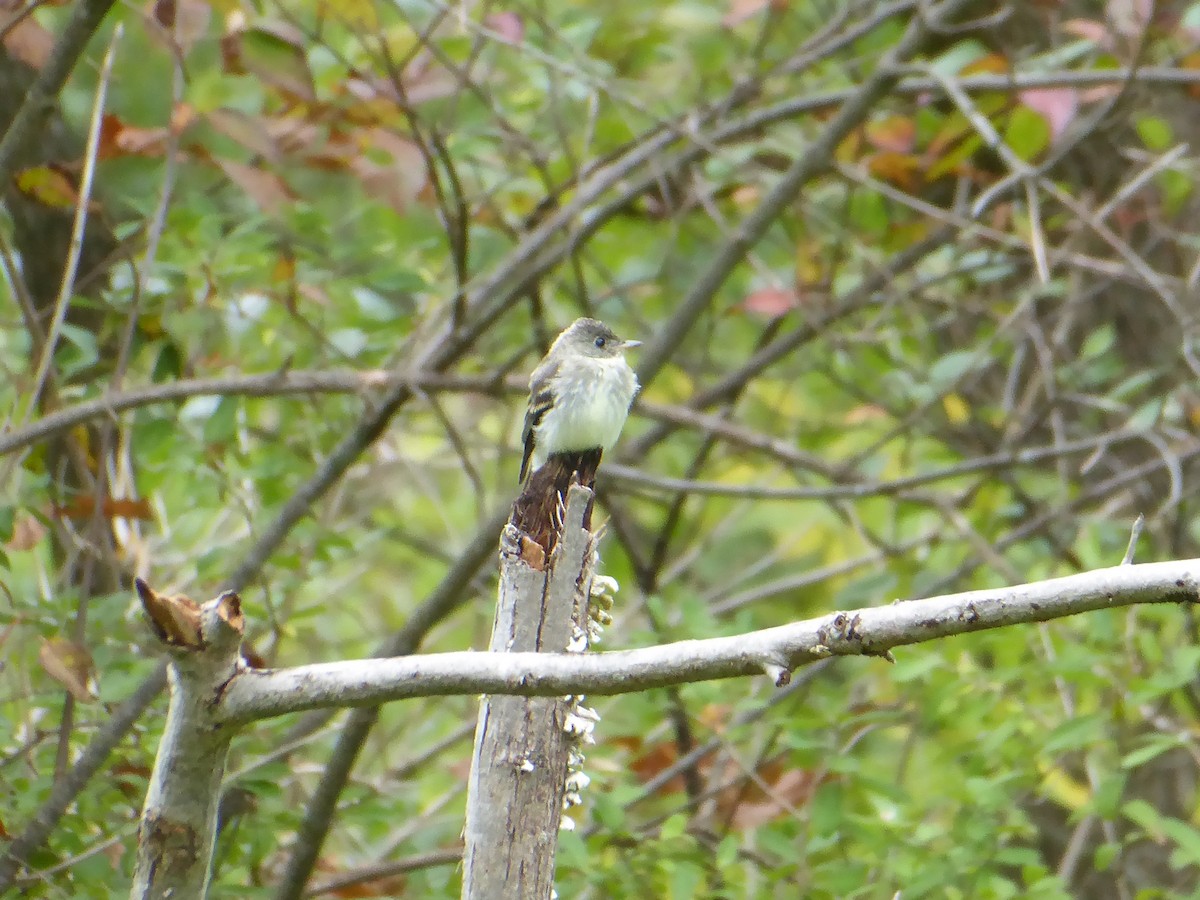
[{"xmin": 623, "ymin": 339, "xmax": 643, "ymax": 349}]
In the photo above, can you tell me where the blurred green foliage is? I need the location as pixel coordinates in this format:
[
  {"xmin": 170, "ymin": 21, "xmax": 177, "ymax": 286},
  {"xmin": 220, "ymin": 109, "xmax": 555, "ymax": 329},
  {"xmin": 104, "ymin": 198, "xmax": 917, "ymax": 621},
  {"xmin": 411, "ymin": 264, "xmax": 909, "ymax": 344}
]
[{"xmin": 4, "ymin": 0, "xmax": 1200, "ymax": 897}]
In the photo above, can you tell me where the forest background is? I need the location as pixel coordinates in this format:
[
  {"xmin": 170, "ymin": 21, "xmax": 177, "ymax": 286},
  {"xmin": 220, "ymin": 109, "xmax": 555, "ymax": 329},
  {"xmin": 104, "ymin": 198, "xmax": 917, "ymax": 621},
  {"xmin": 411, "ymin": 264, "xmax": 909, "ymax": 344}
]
[{"xmin": 4, "ymin": 0, "xmax": 1200, "ymax": 897}]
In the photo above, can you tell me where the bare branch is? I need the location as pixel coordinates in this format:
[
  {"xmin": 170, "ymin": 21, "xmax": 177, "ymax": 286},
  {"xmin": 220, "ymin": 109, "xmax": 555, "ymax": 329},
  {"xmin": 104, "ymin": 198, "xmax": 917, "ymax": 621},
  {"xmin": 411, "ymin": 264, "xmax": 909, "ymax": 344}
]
[
  {"xmin": 0, "ymin": 370, "xmax": 503, "ymax": 458},
  {"xmin": 636, "ymin": 0, "xmax": 970, "ymax": 384},
  {"xmin": 220, "ymin": 559, "xmax": 1200, "ymax": 725}
]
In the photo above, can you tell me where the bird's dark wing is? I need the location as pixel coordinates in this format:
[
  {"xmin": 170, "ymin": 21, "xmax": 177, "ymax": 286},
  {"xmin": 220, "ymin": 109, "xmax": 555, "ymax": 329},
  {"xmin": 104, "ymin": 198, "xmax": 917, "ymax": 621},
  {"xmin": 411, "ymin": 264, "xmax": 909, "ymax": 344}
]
[{"xmin": 519, "ymin": 358, "xmax": 558, "ymax": 483}]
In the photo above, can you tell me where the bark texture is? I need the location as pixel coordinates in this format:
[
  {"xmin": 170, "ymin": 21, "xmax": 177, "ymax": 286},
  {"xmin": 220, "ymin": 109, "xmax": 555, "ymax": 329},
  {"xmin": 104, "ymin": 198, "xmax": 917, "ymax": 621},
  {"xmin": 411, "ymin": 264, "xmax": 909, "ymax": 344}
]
[
  {"xmin": 130, "ymin": 584, "xmax": 243, "ymax": 900},
  {"xmin": 462, "ymin": 484, "xmax": 595, "ymax": 900}
]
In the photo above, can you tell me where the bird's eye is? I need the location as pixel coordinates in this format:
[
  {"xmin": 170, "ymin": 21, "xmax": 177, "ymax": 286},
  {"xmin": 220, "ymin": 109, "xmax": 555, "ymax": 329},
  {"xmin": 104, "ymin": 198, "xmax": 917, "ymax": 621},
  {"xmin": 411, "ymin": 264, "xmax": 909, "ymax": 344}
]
[{"xmin": 594, "ymin": 337, "xmax": 606, "ymax": 349}]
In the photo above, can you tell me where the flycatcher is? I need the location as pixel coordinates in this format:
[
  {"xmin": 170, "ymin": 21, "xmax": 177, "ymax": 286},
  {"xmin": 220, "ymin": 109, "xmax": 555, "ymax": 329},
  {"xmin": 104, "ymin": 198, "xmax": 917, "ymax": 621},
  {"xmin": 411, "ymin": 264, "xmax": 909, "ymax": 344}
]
[{"xmin": 519, "ymin": 318, "xmax": 641, "ymax": 482}]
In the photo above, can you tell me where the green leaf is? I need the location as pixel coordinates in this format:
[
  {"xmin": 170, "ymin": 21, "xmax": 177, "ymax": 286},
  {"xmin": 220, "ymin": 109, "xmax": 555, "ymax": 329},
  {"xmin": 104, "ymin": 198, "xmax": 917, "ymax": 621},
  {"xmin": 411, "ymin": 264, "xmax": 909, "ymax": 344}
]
[
  {"xmin": 204, "ymin": 396, "xmax": 240, "ymax": 444},
  {"xmin": 1005, "ymin": 106, "xmax": 1050, "ymax": 161},
  {"xmin": 1080, "ymin": 326, "xmax": 1115, "ymax": 360},
  {"xmin": 929, "ymin": 349, "xmax": 981, "ymax": 388},
  {"xmin": 1136, "ymin": 115, "xmax": 1173, "ymax": 151},
  {"xmin": 58, "ymin": 321, "xmax": 100, "ymax": 376},
  {"xmin": 658, "ymin": 813, "xmax": 688, "ymax": 842},
  {"xmin": 1121, "ymin": 734, "xmax": 1183, "ymax": 769},
  {"xmin": 239, "ymin": 23, "xmax": 316, "ymax": 101}
]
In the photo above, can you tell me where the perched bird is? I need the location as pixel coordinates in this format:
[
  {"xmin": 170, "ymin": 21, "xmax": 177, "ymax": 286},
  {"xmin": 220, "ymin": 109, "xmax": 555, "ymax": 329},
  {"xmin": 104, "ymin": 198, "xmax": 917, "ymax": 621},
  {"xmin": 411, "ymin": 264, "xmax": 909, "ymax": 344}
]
[{"xmin": 519, "ymin": 318, "xmax": 641, "ymax": 483}]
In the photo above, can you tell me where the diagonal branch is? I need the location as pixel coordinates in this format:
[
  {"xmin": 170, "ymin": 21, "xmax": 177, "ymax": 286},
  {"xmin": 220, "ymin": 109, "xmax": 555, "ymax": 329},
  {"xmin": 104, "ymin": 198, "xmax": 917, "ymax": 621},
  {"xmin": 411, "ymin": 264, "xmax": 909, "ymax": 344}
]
[
  {"xmin": 634, "ymin": 0, "xmax": 971, "ymax": 385},
  {"xmin": 0, "ymin": 0, "xmax": 116, "ymax": 187}
]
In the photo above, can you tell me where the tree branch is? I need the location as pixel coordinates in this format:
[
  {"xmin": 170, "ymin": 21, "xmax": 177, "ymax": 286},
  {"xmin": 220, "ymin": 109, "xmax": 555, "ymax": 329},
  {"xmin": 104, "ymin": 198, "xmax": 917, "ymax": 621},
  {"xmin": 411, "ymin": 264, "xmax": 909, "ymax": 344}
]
[
  {"xmin": 462, "ymin": 484, "xmax": 596, "ymax": 899},
  {"xmin": 0, "ymin": 0, "xmax": 115, "ymax": 186},
  {"xmin": 0, "ymin": 370, "xmax": 503, "ymax": 458},
  {"xmin": 219, "ymin": 559, "xmax": 1200, "ymax": 724},
  {"xmin": 635, "ymin": 0, "xmax": 970, "ymax": 384},
  {"xmin": 130, "ymin": 583, "xmax": 245, "ymax": 900}
]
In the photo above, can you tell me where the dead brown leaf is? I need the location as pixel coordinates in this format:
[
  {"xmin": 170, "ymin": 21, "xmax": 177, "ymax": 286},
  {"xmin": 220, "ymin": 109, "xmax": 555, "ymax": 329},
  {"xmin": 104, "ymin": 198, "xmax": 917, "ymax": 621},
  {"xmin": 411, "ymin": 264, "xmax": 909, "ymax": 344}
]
[
  {"xmin": 136, "ymin": 578, "xmax": 203, "ymax": 648},
  {"xmin": 214, "ymin": 157, "xmax": 296, "ymax": 213},
  {"xmin": 39, "ymin": 637, "xmax": 97, "ymax": 702},
  {"xmin": 6, "ymin": 514, "xmax": 45, "ymax": 551},
  {"xmin": 1, "ymin": 13, "xmax": 55, "ymax": 69}
]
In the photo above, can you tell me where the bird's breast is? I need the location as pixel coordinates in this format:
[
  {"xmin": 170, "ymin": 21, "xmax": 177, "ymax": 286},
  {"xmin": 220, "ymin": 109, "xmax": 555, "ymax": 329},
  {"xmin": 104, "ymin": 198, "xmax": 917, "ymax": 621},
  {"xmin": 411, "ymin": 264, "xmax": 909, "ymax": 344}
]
[{"xmin": 536, "ymin": 359, "xmax": 637, "ymax": 457}]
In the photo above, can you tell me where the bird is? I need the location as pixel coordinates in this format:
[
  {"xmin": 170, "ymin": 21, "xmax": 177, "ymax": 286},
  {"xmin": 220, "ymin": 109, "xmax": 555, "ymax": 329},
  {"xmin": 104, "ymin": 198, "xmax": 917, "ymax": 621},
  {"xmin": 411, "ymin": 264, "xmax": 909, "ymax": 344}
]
[{"xmin": 519, "ymin": 318, "xmax": 641, "ymax": 483}]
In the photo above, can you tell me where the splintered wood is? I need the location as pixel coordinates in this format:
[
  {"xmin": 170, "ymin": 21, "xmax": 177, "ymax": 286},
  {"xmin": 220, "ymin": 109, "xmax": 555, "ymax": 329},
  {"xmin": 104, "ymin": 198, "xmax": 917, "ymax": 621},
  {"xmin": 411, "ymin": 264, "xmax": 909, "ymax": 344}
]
[{"xmin": 510, "ymin": 449, "xmax": 600, "ymax": 566}]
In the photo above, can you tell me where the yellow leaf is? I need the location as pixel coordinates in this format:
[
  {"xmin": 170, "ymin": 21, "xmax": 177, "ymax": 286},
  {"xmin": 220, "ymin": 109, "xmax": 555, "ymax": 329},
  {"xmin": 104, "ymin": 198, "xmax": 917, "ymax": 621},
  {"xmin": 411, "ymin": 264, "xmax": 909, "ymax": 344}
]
[
  {"xmin": 942, "ymin": 393, "xmax": 970, "ymax": 425},
  {"xmin": 1040, "ymin": 765, "xmax": 1090, "ymax": 811},
  {"xmin": 15, "ymin": 166, "xmax": 78, "ymax": 208},
  {"xmin": 319, "ymin": 0, "xmax": 377, "ymax": 29}
]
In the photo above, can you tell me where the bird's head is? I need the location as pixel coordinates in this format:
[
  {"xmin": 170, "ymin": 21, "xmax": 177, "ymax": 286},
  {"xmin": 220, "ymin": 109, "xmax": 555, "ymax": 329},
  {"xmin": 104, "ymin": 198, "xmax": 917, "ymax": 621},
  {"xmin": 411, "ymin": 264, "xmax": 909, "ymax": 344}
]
[{"xmin": 560, "ymin": 317, "xmax": 641, "ymax": 359}]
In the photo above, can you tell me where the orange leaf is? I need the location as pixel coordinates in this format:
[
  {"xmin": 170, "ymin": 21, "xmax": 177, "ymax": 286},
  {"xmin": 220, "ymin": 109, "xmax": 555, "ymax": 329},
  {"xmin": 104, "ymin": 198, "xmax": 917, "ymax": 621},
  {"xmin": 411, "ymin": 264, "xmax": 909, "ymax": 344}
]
[
  {"xmin": 1182, "ymin": 53, "xmax": 1200, "ymax": 100},
  {"xmin": 628, "ymin": 740, "xmax": 687, "ymax": 794},
  {"xmin": 723, "ymin": 766, "xmax": 823, "ymax": 829},
  {"xmin": 865, "ymin": 115, "xmax": 916, "ymax": 153},
  {"xmin": 961, "ymin": 53, "xmax": 1009, "ymax": 76},
  {"xmin": 272, "ymin": 253, "xmax": 296, "ymax": 284},
  {"xmin": 866, "ymin": 151, "xmax": 921, "ymax": 190},
  {"xmin": 328, "ymin": 875, "xmax": 408, "ymax": 898},
  {"xmin": 52, "ymin": 496, "xmax": 153, "ymax": 521},
  {"xmin": 98, "ymin": 113, "xmax": 183, "ymax": 159}
]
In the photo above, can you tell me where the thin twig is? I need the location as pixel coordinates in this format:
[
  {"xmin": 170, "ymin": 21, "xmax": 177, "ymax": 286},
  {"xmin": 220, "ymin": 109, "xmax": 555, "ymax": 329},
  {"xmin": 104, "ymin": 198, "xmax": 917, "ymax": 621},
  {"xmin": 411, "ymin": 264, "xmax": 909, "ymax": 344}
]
[
  {"xmin": 23, "ymin": 24, "xmax": 122, "ymax": 426},
  {"xmin": 1123, "ymin": 514, "xmax": 1146, "ymax": 566}
]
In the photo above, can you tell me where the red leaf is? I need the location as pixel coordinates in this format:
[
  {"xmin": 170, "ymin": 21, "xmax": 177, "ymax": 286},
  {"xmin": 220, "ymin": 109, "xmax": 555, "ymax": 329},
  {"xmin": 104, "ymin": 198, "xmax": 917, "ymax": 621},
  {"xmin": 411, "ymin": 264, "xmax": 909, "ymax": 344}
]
[
  {"xmin": 1061, "ymin": 18, "xmax": 1109, "ymax": 43},
  {"xmin": 485, "ymin": 11, "xmax": 524, "ymax": 44},
  {"xmin": 1019, "ymin": 88, "xmax": 1078, "ymax": 141},
  {"xmin": 741, "ymin": 287, "xmax": 799, "ymax": 319}
]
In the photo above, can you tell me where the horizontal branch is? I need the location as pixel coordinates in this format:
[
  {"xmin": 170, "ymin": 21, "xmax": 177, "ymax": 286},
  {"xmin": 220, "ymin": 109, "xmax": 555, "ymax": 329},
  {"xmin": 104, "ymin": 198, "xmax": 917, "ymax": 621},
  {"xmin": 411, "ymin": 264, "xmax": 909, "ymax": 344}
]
[
  {"xmin": 725, "ymin": 67, "xmax": 1200, "ymax": 146},
  {"xmin": 0, "ymin": 370, "xmax": 505, "ymax": 458},
  {"xmin": 606, "ymin": 427, "xmax": 1158, "ymax": 500},
  {"xmin": 218, "ymin": 558, "xmax": 1200, "ymax": 725}
]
